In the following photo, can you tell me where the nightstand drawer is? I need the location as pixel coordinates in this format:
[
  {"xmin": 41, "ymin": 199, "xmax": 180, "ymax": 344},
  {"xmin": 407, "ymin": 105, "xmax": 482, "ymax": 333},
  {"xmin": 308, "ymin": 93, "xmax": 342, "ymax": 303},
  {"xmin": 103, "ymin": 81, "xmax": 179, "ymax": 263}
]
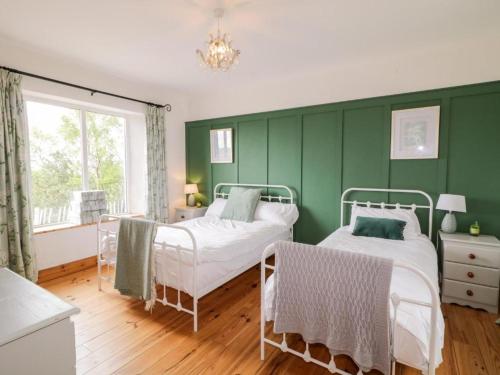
[
  {"xmin": 174, "ymin": 207, "xmax": 207, "ymax": 222},
  {"xmin": 444, "ymin": 261, "xmax": 500, "ymax": 287},
  {"xmin": 175, "ymin": 211, "xmax": 188, "ymax": 222},
  {"xmin": 443, "ymin": 242, "xmax": 500, "ymax": 268},
  {"xmin": 443, "ymin": 279, "xmax": 498, "ymax": 306}
]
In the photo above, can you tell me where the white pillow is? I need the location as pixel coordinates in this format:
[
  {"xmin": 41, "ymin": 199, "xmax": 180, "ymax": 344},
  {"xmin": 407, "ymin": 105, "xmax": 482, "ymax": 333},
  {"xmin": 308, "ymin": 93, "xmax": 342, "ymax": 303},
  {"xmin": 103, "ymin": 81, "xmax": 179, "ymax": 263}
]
[
  {"xmin": 254, "ymin": 201, "xmax": 299, "ymax": 227},
  {"xmin": 205, "ymin": 198, "xmax": 227, "ymax": 217},
  {"xmin": 348, "ymin": 205, "xmax": 422, "ymax": 239}
]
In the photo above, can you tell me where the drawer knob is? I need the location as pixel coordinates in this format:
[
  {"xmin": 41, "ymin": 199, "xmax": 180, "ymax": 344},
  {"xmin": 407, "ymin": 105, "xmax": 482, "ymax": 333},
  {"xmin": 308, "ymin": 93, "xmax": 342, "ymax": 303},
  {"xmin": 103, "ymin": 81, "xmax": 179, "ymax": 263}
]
[
  {"xmin": 468, "ymin": 253, "xmax": 476, "ymax": 260},
  {"xmin": 466, "ymin": 289, "xmax": 474, "ymax": 297},
  {"xmin": 467, "ymin": 271, "xmax": 474, "ymax": 278}
]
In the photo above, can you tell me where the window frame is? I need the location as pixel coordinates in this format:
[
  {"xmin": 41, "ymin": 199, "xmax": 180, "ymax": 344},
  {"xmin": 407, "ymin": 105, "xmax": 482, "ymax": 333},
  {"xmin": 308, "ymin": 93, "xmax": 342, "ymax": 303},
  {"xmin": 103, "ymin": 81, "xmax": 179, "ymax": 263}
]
[{"xmin": 24, "ymin": 95, "xmax": 131, "ymax": 228}]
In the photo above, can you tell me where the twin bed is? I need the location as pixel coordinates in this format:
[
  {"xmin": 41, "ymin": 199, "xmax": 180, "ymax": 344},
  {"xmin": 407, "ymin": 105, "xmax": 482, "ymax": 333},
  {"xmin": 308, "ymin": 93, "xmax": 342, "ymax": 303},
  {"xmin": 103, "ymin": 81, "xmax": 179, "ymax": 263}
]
[
  {"xmin": 262, "ymin": 188, "xmax": 443, "ymax": 375},
  {"xmin": 97, "ymin": 183, "xmax": 298, "ymax": 331},
  {"xmin": 97, "ymin": 184, "xmax": 444, "ymax": 375}
]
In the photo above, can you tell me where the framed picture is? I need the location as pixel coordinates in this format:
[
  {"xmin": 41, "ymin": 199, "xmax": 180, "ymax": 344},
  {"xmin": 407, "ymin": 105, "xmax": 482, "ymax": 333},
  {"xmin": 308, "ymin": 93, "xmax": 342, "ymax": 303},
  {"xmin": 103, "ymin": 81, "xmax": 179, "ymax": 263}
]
[
  {"xmin": 210, "ymin": 128, "xmax": 233, "ymax": 163},
  {"xmin": 391, "ymin": 105, "xmax": 440, "ymax": 159}
]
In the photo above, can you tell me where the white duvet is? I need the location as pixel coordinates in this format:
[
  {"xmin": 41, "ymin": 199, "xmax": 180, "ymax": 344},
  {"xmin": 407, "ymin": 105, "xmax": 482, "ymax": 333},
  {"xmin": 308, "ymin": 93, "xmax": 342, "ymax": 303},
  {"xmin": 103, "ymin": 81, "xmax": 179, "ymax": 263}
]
[
  {"xmin": 265, "ymin": 227, "xmax": 445, "ymax": 370},
  {"xmin": 155, "ymin": 215, "xmax": 289, "ymax": 264},
  {"xmin": 154, "ymin": 215, "xmax": 291, "ymax": 297}
]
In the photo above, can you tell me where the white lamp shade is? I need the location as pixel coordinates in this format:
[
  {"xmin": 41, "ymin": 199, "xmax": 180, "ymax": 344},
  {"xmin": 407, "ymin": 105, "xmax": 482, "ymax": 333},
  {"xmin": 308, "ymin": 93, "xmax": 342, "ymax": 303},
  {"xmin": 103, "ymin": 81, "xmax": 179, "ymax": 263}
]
[
  {"xmin": 184, "ymin": 184, "xmax": 199, "ymax": 195},
  {"xmin": 436, "ymin": 194, "xmax": 466, "ymax": 213}
]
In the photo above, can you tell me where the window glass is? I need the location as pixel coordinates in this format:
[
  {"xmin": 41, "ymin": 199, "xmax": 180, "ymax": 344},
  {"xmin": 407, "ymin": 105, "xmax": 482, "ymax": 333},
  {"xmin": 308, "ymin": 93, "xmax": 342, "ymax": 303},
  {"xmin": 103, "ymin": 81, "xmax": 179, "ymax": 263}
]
[
  {"xmin": 26, "ymin": 101, "xmax": 130, "ymax": 227},
  {"xmin": 86, "ymin": 112, "xmax": 127, "ymax": 214},
  {"xmin": 26, "ymin": 101, "xmax": 82, "ymax": 226}
]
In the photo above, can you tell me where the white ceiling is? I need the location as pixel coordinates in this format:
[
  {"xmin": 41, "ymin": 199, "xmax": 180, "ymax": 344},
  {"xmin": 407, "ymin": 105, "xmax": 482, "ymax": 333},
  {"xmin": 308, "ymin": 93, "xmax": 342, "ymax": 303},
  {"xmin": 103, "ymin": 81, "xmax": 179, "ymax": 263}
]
[{"xmin": 1, "ymin": 0, "xmax": 499, "ymax": 94}]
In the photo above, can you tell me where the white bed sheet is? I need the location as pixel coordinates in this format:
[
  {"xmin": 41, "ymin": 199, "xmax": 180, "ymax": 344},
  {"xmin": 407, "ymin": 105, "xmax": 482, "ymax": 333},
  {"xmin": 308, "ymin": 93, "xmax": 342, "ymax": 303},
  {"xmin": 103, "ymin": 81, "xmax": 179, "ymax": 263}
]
[
  {"xmin": 264, "ymin": 227, "xmax": 445, "ymax": 370},
  {"xmin": 154, "ymin": 216, "xmax": 290, "ymax": 297}
]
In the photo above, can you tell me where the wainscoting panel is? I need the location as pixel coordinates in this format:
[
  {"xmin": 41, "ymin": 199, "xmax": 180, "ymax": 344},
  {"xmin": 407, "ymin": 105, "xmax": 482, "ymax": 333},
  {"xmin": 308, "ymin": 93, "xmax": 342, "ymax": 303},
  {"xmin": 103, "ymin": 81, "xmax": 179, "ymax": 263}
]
[
  {"xmin": 267, "ymin": 115, "xmax": 302, "ymax": 204},
  {"xmin": 300, "ymin": 111, "xmax": 341, "ymax": 243},
  {"xmin": 237, "ymin": 119, "xmax": 268, "ymax": 185},
  {"xmin": 186, "ymin": 124, "xmax": 212, "ymax": 205},
  {"xmin": 211, "ymin": 122, "xmax": 238, "ymax": 195},
  {"xmin": 342, "ymin": 105, "xmax": 388, "ymax": 203},
  {"xmin": 448, "ymin": 92, "xmax": 500, "ymax": 235}
]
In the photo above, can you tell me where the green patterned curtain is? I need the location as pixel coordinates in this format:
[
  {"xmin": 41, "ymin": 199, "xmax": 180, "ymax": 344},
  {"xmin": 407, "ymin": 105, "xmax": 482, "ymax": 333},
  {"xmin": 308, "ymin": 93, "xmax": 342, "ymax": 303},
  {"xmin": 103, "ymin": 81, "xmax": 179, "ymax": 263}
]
[
  {"xmin": 145, "ymin": 105, "xmax": 168, "ymax": 223},
  {"xmin": 0, "ymin": 69, "xmax": 36, "ymax": 281}
]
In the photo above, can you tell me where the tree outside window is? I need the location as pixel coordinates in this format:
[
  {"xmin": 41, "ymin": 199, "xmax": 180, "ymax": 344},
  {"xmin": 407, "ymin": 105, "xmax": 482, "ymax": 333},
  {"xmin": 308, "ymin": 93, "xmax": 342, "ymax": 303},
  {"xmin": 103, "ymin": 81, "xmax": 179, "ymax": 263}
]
[{"xmin": 27, "ymin": 101, "xmax": 128, "ymax": 226}]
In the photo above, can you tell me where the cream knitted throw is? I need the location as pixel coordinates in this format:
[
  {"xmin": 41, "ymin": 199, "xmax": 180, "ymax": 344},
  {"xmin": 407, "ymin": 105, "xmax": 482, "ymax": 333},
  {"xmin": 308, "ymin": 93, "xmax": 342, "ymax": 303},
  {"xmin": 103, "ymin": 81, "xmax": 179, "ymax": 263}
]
[{"xmin": 272, "ymin": 241, "xmax": 394, "ymax": 375}]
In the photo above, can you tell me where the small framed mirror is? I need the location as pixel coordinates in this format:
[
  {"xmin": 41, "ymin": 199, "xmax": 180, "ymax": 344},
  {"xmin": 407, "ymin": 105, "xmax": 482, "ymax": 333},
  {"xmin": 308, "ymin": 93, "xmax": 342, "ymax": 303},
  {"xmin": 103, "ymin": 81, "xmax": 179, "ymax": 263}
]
[{"xmin": 210, "ymin": 128, "xmax": 233, "ymax": 163}]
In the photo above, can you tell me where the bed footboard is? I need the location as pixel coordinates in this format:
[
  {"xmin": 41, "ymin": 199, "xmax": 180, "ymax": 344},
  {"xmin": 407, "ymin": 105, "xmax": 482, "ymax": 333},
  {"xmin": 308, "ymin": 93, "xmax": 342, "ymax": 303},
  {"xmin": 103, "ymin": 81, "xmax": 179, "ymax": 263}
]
[
  {"xmin": 97, "ymin": 214, "xmax": 200, "ymax": 332},
  {"xmin": 260, "ymin": 243, "xmax": 440, "ymax": 375}
]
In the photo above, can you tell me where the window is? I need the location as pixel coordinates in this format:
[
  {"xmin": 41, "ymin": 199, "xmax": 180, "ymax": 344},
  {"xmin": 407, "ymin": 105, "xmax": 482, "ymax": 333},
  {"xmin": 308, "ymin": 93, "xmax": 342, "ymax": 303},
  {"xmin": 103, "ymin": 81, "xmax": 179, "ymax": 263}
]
[
  {"xmin": 86, "ymin": 112, "xmax": 127, "ymax": 214},
  {"xmin": 26, "ymin": 100, "xmax": 129, "ymax": 227}
]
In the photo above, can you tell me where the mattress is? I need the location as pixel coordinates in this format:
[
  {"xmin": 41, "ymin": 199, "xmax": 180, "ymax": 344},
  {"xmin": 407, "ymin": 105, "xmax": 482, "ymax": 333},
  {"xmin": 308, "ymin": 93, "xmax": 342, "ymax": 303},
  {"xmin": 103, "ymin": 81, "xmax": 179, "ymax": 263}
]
[
  {"xmin": 154, "ymin": 215, "xmax": 291, "ymax": 297},
  {"xmin": 264, "ymin": 227, "xmax": 445, "ymax": 370}
]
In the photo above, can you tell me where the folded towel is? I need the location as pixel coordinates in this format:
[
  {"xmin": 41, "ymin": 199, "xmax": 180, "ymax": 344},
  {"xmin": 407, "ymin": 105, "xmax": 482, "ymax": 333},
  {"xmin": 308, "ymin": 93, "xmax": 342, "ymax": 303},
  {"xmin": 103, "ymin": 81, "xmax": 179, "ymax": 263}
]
[
  {"xmin": 272, "ymin": 240, "xmax": 394, "ymax": 375},
  {"xmin": 114, "ymin": 217, "xmax": 158, "ymax": 310}
]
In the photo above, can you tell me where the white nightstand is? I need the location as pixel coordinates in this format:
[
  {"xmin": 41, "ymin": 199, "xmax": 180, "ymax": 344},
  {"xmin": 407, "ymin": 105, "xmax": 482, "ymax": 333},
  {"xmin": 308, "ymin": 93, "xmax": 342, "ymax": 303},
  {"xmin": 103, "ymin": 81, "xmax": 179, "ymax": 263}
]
[
  {"xmin": 440, "ymin": 231, "xmax": 500, "ymax": 313},
  {"xmin": 175, "ymin": 206, "xmax": 208, "ymax": 222}
]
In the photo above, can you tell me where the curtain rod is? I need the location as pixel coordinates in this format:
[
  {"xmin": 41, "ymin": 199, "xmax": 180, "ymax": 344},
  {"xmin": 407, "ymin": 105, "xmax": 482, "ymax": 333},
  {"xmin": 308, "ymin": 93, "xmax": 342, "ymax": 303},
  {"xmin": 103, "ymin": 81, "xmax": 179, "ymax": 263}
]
[{"xmin": 0, "ymin": 65, "xmax": 172, "ymax": 111}]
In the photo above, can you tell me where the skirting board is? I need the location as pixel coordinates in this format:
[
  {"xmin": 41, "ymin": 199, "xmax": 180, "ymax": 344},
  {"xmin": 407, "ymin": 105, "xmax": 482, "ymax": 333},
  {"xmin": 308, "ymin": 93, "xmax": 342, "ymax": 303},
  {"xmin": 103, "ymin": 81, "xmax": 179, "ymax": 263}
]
[{"xmin": 38, "ymin": 256, "xmax": 97, "ymax": 284}]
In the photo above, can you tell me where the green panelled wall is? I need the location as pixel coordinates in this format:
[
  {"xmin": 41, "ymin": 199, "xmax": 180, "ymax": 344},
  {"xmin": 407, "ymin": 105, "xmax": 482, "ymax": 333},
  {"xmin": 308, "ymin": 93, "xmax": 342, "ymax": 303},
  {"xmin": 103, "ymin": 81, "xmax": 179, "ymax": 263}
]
[
  {"xmin": 186, "ymin": 81, "xmax": 500, "ymax": 244},
  {"xmin": 237, "ymin": 119, "xmax": 267, "ymax": 184},
  {"xmin": 448, "ymin": 93, "xmax": 500, "ymax": 236}
]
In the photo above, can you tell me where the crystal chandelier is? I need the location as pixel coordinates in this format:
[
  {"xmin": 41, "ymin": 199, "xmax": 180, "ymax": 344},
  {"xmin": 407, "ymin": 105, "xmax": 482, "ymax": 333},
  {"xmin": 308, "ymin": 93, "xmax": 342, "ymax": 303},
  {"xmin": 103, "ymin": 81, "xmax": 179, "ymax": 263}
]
[{"xmin": 196, "ymin": 8, "xmax": 240, "ymax": 71}]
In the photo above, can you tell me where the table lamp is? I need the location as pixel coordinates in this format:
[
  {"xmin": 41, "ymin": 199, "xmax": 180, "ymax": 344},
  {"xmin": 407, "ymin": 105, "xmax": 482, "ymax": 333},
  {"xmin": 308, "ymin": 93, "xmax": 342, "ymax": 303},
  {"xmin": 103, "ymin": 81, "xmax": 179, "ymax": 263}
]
[
  {"xmin": 436, "ymin": 194, "xmax": 466, "ymax": 233},
  {"xmin": 184, "ymin": 184, "xmax": 199, "ymax": 207}
]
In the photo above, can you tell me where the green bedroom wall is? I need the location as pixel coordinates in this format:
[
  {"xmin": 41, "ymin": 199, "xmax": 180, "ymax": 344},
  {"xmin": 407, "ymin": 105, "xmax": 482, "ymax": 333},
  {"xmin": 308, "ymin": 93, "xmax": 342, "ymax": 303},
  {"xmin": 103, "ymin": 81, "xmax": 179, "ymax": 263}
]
[{"xmin": 186, "ymin": 81, "xmax": 500, "ymax": 244}]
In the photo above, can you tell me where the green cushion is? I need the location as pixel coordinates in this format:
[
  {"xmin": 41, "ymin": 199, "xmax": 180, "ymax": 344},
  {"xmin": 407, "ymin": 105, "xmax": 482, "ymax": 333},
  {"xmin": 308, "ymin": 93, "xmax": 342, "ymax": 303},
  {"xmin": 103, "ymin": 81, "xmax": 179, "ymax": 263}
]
[
  {"xmin": 220, "ymin": 187, "xmax": 262, "ymax": 222},
  {"xmin": 353, "ymin": 216, "xmax": 406, "ymax": 240}
]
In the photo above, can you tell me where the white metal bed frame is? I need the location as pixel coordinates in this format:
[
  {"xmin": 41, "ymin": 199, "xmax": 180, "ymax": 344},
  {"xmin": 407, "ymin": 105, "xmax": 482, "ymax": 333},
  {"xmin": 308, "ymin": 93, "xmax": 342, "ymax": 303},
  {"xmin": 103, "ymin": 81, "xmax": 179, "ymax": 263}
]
[
  {"xmin": 261, "ymin": 188, "xmax": 440, "ymax": 375},
  {"xmin": 97, "ymin": 183, "xmax": 294, "ymax": 332}
]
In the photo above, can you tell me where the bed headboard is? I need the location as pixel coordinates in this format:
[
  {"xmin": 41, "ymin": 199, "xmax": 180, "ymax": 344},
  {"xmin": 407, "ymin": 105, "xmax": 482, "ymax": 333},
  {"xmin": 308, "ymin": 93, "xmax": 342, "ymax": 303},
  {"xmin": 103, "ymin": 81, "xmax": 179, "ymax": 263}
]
[
  {"xmin": 340, "ymin": 188, "xmax": 434, "ymax": 238},
  {"xmin": 213, "ymin": 183, "xmax": 294, "ymax": 204}
]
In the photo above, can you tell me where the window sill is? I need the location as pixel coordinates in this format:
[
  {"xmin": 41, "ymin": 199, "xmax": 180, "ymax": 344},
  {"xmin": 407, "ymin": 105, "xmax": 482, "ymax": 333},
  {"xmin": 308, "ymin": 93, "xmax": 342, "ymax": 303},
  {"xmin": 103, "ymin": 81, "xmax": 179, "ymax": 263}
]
[{"xmin": 33, "ymin": 213, "xmax": 144, "ymax": 235}]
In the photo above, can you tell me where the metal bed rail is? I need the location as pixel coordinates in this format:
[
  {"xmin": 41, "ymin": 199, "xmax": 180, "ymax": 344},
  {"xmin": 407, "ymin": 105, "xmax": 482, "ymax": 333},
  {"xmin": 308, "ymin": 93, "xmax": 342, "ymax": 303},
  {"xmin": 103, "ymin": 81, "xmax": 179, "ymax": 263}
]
[
  {"xmin": 214, "ymin": 183, "xmax": 294, "ymax": 204},
  {"xmin": 340, "ymin": 188, "xmax": 434, "ymax": 239},
  {"xmin": 214, "ymin": 183, "xmax": 295, "ymax": 240}
]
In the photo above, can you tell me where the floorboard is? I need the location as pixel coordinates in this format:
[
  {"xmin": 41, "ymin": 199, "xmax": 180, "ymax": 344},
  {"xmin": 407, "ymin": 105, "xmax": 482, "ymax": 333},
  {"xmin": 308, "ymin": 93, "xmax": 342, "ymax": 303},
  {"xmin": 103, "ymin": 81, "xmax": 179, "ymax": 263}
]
[{"xmin": 41, "ymin": 266, "xmax": 500, "ymax": 375}]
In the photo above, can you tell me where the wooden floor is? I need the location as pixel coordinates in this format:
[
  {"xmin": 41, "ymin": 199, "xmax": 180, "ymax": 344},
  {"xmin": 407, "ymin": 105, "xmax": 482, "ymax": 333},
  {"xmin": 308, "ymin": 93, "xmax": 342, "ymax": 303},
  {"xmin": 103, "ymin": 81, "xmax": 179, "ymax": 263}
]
[{"xmin": 41, "ymin": 266, "xmax": 500, "ymax": 375}]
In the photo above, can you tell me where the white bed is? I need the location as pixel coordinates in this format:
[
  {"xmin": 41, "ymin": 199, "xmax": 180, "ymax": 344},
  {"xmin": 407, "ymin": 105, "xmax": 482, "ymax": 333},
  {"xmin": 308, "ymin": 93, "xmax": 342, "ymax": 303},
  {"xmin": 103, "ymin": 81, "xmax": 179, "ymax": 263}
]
[
  {"xmin": 260, "ymin": 188, "xmax": 444, "ymax": 375},
  {"xmin": 264, "ymin": 227, "xmax": 445, "ymax": 370},
  {"xmin": 98, "ymin": 183, "xmax": 298, "ymax": 331}
]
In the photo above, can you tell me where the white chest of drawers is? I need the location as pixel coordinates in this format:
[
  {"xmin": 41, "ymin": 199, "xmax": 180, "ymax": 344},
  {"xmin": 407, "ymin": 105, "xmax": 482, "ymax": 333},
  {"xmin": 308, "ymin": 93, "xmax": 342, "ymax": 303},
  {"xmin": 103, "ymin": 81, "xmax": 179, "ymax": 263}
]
[
  {"xmin": 0, "ymin": 268, "xmax": 80, "ymax": 375},
  {"xmin": 440, "ymin": 231, "xmax": 500, "ymax": 313}
]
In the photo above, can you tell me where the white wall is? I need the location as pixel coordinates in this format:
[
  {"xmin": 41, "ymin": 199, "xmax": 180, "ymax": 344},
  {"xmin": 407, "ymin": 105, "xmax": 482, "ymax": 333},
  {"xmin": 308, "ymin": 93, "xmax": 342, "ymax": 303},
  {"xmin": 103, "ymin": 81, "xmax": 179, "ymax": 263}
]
[
  {"xmin": 33, "ymin": 222, "xmax": 118, "ymax": 270},
  {"xmin": 0, "ymin": 36, "xmax": 189, "ymax": 270},
  {"xmin": 188, "ymin": 33, "xmax": 500, "ymax": 120}
]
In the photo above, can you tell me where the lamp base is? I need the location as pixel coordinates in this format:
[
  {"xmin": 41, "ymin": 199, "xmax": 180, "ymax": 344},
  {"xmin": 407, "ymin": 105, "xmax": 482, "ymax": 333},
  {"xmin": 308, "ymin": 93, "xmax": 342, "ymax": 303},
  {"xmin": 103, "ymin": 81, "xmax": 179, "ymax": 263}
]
[
  {"xmin": 187, "ymin": 194, "xmax": 196, "ymax": 207},
  {"xmin": 441, "ymin": 212, "xmax": 457, "ymax": 233}
]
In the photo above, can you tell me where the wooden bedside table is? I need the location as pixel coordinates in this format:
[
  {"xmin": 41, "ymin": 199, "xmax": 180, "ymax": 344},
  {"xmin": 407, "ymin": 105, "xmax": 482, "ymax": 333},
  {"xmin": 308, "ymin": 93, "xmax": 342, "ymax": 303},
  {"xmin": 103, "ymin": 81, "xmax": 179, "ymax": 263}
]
[
  {"xmin": 440, "ymin": 231, "xmax": 500, "ymax": 313},
  {"xmin": 175, "ymin": 206, "xmax": 208, "ymax": 222}
]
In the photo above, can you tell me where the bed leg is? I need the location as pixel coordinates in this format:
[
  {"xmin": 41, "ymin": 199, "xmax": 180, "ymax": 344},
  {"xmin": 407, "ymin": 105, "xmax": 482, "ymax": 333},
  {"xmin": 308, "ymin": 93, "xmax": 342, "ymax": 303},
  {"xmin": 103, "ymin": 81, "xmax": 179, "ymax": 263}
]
[
  {"xmin": 260, "ymin": 339, "xmax": 265, "ymax": 360},
  {"xmin": 193, "ymin": 298, "xmax": 198, "ymax": 332},
  {"xmin": 97, "ymin": 260, "xmax": 102, "ymax": 291},
  {"xmin": 260, "ymin": 256, "xmax": 266, "ymax": 361}
]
